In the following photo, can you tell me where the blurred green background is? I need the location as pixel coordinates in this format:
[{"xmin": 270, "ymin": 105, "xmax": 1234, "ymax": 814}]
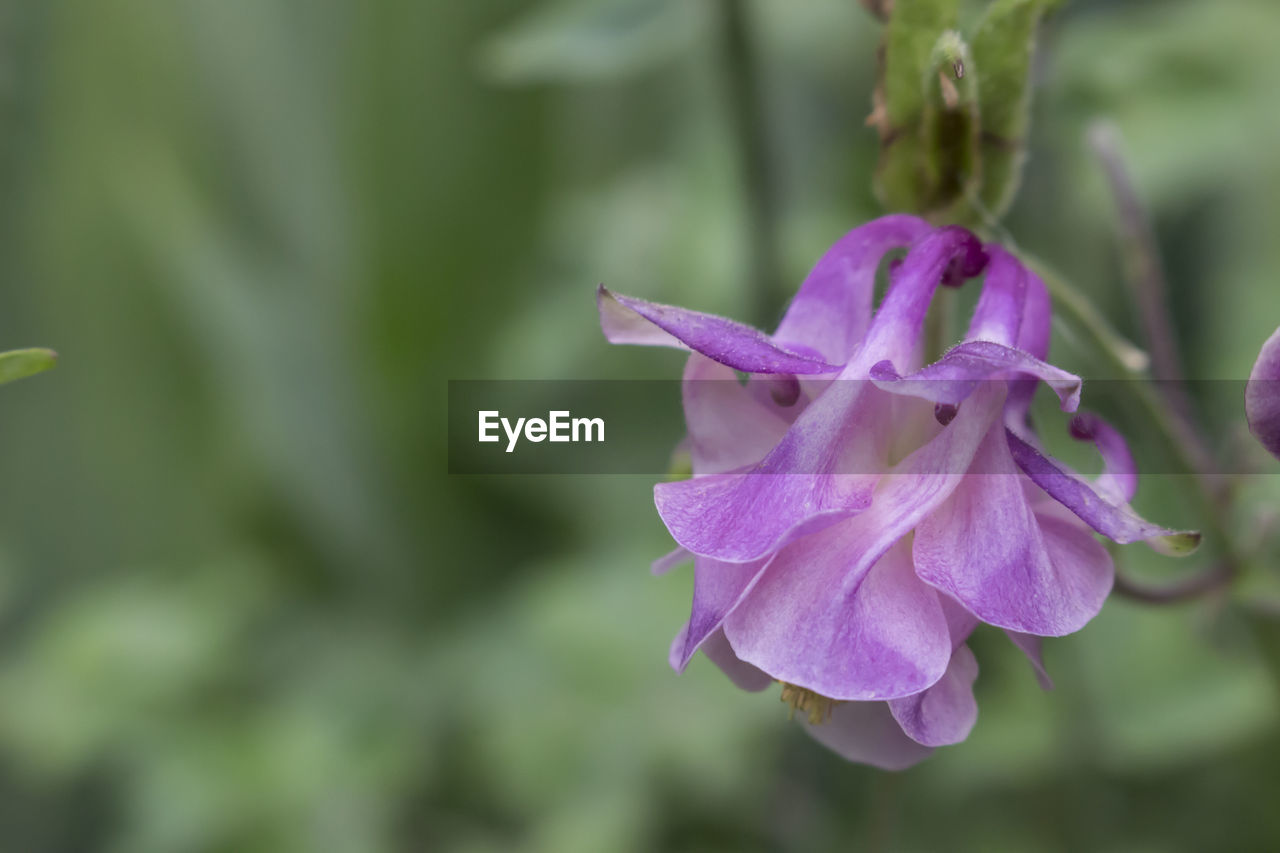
[{"xmin": 0, "ymin": 0, "xmax": 1278, "ymax": 850}]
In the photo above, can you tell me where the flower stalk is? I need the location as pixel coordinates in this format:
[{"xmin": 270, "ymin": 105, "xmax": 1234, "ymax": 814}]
[{"xmin": 1087, "ymin": 122, "xmax": 1222, "ymax": 485}]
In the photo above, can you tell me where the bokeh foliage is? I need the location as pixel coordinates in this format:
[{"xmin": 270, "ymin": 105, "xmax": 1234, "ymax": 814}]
[{"xmin": 0, "ymin": 0, "xmax": 1276, "ymax": 850}]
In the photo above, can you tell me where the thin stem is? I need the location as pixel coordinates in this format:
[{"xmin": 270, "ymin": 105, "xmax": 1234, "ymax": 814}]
[
  {"xmin": 717, "ymin": 0, "xmax": 782, "ymax": 328},
  {"xmin": 1114, "ymin": 560, "xmax": 1235, "ymax": 604},
  {"xmin": 1088, "ymin": 122, "xmax": 1221, "ymax": 486},
  {"xmin": 1087, "ymin": 123, "xmax": 1186, "ymax": 388},
  {"xmin": 1020, "ymin": 254, "xmax": 1149, "ymax": 375}
]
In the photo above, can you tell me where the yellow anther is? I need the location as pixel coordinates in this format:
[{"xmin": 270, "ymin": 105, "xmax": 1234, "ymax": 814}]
[{"xmin": 779, "ymin": 682, "xmax": 840, "ymax": 725}]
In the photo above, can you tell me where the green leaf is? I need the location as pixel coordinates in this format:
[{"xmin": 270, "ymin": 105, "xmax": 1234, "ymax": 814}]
[
  {"xmin": 0, "ymin": 348, "xmax": 57, "ymax": 386},
  {"xmin": 882, "ymin": 0, "xmax": 960, "ymax": 126},
  {"xmin": 919, "ymin": 30, "xmax": 982, "ymax": 221},
  {"xmin": 873, "ymin": 0, "xmax": 1060, "ymax": 222},
  {"xmin": 874, "ymin": 0, "xmax": 961, "ymax": 214},
  {"xmin": 969, "ymin": 0, "xmax": 1058, "ymax": 218}
]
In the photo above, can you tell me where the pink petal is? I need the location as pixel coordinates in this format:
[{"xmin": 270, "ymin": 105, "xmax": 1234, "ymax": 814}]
[
  {"xmin": 801, "ymin": 700, "xmax": 934, "ymax": 770},
  {"xmin": 848, "ymin": 226, "xmax": 988, "ymax": 374},
  {"xmin": 1068, "ymin": 412, "xmax": 1138, "ymax": 504},
  {"xmin": 697, "ymin": 628, "xmax": 773, "ymax": 692},
  {"xmin": 964, "ymin": 245, "xmax": 1027, "ymax": 347},
  {"xmin": 682, "ymin": 355, "xmax": 790, "ymax": 475},
  {"xmin": 651, "ymin": 546, "xmax": 691, "ymax": 576},
  {"xmin": 597, "ymin": 286, "xmax": 842, "ymax": 374},
  {"xmin": 722, "ymin": 385, "xmax": 1004, "ymax": 699},
  {"xmin": 914, "ymin": 423, "xmax": 1114, "ymax": 636},
  {"xmin": 773, "ymin": 214, "xmax": 930, "ymax": 363},
  {"xmin": 654, "ymin": 229, "xmax": 990, "ymax": 563},
  {"xmin": 888, "ymin": 644, "xmax": 980, "ymax": 747},
  {"xmin": 1248, "ymin": 326, "xmax": 1280, "ymax": 459},
  {"xmin": 1008, "ymin": 429, "xmax": 1200, "ymax": 556},
  {"xmin": 670, "ymin": 554, "xmax": 771, "ymax": 672},
  {"xmin": 654, "ymin": 379, "xmax": 890, "ymax": 562},
  {"xmin": 1005, "ymin": 630, "xmax": 1054, "ymax": 690},
  {"xmin": 870, "ymin": 340, "xmax": 1081, "ymax": 412}
]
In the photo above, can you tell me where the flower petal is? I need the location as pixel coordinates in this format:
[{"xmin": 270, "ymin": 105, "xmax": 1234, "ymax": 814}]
[
  {"xmin": 773, "ymin": 214, "xmax": 930, "ymax": 363},
  {"xmin": 914, "ymin": 424, "xmax": 1114, "ymax": 635},
  {"xmin": 1007, "ymin": 428, "xmax": 1200, "ymax": 556},
  {"xmin": 888, "ymin": 644, "xmax": 979, "ymax": 747},
  {"xmin": 651, "ymin": 546, "xmax": 690, "ymax": 576},
  {"xmin": 697, "ymin": 628, "xmax": 773, "ymax": 692},
  {"xmin": 725, "ymin": 535, "xmax": 949, "ymax": 700},
  {"xmin": 1005, "ymin": 630, "xmax": 1054, "ymax": 690},
  {"xmin": 1068, "ymin": 412, "xmax": 1138, "ymax": 504},
  {"xmin": 1008, "ymin": 266, "xmax": 1053, "ymax": 429},
  {"xmin": 802, "ymin": 700, "xmax": 934, "ymax": 770},
  {"xmin": 654, "ymin": 379, "xmax": 888, "ymax": 562},
  {"xmin": 655, "ymin": 230, "xmax": 991, "ymax": 562},
  {"xmin": 940, "ymin": 595, "xmax": 979, "ymax": 649},
  {"xmin": 1246, "ymin": 326, "xmax": 1280, "ymax": 459},
  {"xmin": 849, "ymin": 226, "xmax": 988, "ymax": 374},
  {"xmin": 965, "ymin": 245, "xmax": 1027, "ymax": 347},
  {"xmin": 870, "ymin": 341, "xmax": 1081, "ymax": 412},
  {"xmin": 597, "ymin": 286, "xmax": 842, "ymax": 374},
  {"xmin": 1016, "ymin": 266, "xmax": 1052, "ymax": 362},
  {"xmin": 722, "ymin": 385, "xmax": 1004, "ymax": 699},
  {"xmin": 682, "ymin": 355, "xmax": 791, "ymax": 475},
  {"xmin": 670, "ymin": 555, "xmax": 770, "ymax": 672}
]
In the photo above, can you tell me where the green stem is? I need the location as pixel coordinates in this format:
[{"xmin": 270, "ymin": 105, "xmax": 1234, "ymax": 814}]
[
  {"xmin": 1087, "ymin": 122, "xmax": 1224, "ymax": 492},
  {"xmin": 1023, "ymin": 256, "xmax": 1149, "ymax": 375}
]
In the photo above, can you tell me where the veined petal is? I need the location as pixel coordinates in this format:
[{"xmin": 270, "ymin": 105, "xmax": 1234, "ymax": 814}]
[
  {"xmin": 654, "ymin": 472, "xmax": 876, "ymax": 563},
  {"xmin": 888, "ymin": 644, "xmax": 979, "ymax": 747},
  {"xmin": 654, "ymin": 379, "xmax": 889, "ymax": 562},
  {"xmin": 773, "ymin": 214, "xmax": 930, "ymax": 363},
  {"xmin": 682, "ymin": 355, "xmax": 791, "ymax": 475},
  {"xmin": 697, "ymin": 628, "xmax": 773, "ymax": 692},
  {"xmin": 1007, "ymin": 429, "xmax": 1200, "ymax": 556},
  {"xmin": 597, "ymin": 287, "xmax": 842, "ymax": 374},
  {"xmin": 670, "ymin": 555, "xmax": 770, "ymax": 672},
  {"xmin": 722, "ymin": 385, "xmax": 1003, "ymax": 699},
  {"xmin": 914, "ymin": 424, "xmax": 1114, "ymax": 636},
  {"xmin": 801, "ymin": 699, "xmax": 934, "ymax": 770},
  {"xmin": 725, "ymin": 534, "xmax": 949, "ymax": 700},
  {"xmin": 1246, "ymin": 326, "xmax": 1280, "ymax": 459},
  {"xmin": 870, "ymin": 341, "xmax": 1081, "ymax": 412}
]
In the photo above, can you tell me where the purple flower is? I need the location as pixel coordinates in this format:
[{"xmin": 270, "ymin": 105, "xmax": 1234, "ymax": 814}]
[
  {"xmin": 599, "ymin": 216, "xmax": 1198, "ymax": 768},
  {"xmin": 1247, "ymin": 326, "xmax": 1280, "ymax": 460}
]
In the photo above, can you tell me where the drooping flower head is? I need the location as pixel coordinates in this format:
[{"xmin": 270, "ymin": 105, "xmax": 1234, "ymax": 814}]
[{"xmin": 599, "ymin": 216, "xmax": 1198, "ymax": 768}]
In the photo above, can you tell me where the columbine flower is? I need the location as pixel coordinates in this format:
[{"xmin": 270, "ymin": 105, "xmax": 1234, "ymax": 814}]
[
  {"xmin": 1247, "ymin": 326, "xmax": 1280, "ymax": 460},
  {"xmin": 599, "ymin": 215, "xmax": 1197, "ymax": 768}
]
